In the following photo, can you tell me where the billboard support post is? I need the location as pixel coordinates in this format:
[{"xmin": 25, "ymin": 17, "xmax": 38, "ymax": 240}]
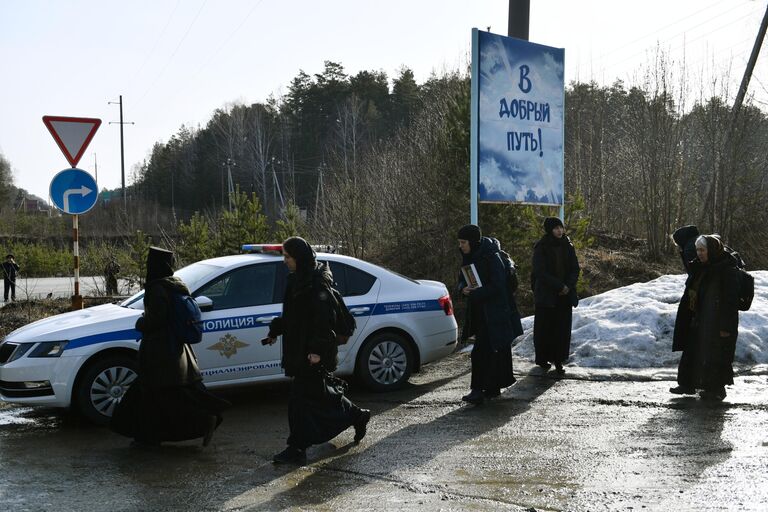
[{"xmin": 470, "ymin": 28, "xmax": 480, "ymax": 225}]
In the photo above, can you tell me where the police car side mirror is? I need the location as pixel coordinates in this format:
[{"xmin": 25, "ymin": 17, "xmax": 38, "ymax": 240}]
[{"xmin": 196, "ymin": 295, "xmax": 214, "ymax": 312}]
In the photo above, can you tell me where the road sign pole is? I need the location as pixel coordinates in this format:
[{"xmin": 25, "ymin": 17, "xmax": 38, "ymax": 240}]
[{"xmin": 72, "ymin": 214, "xmax": 83, "ymax": 310}]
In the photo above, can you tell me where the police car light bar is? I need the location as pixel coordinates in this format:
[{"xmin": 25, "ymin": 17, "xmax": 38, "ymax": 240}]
[
  {"xmin": 241, "ymin": 243, "xmax": 339, "ymax": 254},
  {"xmin": 241, "ymin": 244, "xmax": 283, "ymax": 254}
]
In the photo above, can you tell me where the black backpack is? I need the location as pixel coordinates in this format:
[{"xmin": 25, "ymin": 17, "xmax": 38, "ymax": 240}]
[
  {"xmin": 735, "ymin": 268, "xmax": 754, "ymax": 311},
  {"xmin": 726, "ymin": 246, "xmax": 754, "ymax": 312},
  {"xmin": 330, "ymin": 288, "xmax": 356, "ymax": 345},
  {"xmin": 495, "ymin": 249, "xmax": 519, "ymax": 299}
]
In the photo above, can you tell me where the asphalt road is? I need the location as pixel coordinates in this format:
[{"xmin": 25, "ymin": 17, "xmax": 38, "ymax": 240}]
[
  {"xmin": 1, "ymin": 353, "xmax": 767, "ymax": 511},
  {"xmin": 1, "ymin": 277, "xmax": 136, "ymax": 305}
]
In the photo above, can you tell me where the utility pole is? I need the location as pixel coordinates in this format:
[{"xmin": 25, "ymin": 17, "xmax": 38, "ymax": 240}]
[
  {"xmin": 171, "ymin": 164, "xmax": 175, "ymax": 220},
  {"xmin": 508, "ymin": 0, "xmax": 529, "ymax": 40},
  {"xmin": 222, "ymin": 158, "xmax": 236, "ymax": 211},
  {"xmin": 272, "ymin": 162, "xmax": 285, "ymax": 218},
  {"xmin": 698, "ymin": 3, "xmax": 768, "ymax": 230},
  {"xmin": 108, "ymin": 95, "xmax": 134, "ymax": 210},
  {"xmin": 315, "ymin": 163, "xmax": 325, "ymax": 221},
  {"xmin": 93, "ymin": 153, "xmax": 98, "ymax": 186}
]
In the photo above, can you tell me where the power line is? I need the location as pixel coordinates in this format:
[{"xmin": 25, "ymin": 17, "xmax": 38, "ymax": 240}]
[
  {"xmin": 129, "ymin": 0, "xmax": 182, "ymax": 87},
  {"xmin": 135, "ymin": 0, "xmax": 209, "ymax": 107},
  {"xmin": 599, "ymin": 7, "xmax": 761, "ymax": 74},
  {"xmin": 598, "ymin": 0, "xmax": 726, "ymax": 60},
  {"xmin": 147, "ymin": 0, "xmax": 265, "ymax": 119}
]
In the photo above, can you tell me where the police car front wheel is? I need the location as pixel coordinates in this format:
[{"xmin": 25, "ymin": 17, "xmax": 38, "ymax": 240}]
[
  {"xmin": 75, "ymin": 355, "xmax": 138, "ymax": 425},
  {"xmin": 357, "ymin": 332, "xmax": 413, "ymax": 391}
]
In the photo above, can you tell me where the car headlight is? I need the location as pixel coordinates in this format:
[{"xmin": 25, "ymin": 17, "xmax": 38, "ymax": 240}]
[{"xmin": 28, "ymin": 341, "xmax": 69, "ymax": 358}]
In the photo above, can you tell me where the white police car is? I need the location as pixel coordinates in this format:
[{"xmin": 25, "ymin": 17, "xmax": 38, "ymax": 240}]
[{"xmin": 0, "ymin": 245, "xmax": 457, "ymax": 424}]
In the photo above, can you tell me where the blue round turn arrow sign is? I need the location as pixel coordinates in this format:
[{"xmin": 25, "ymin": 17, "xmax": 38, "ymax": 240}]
[{"xmin": 49, "ymin": 168, "xmax": 98, "ymax": 214}]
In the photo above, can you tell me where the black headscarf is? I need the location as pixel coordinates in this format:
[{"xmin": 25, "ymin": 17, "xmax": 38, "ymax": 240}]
[
  {"xmin": 146, "ymin": 246, "xmax": 174, "ymax": 285},
  {"xmin": 701, "ymin": 235, "xmax": 725, "ymax": 264},
  {"xmin": 672, "ymin": 225, "xmax": 699, "ymax": 249},
  {"xmin": 543, "ymin": 217, "xmax": 564, "ymax": 235},
  {"xmin": 283, "ymin": 236, "xmax": 317, "ymax": 286},
  {"xmin": 458, "ymin": 224, "xmax": 482, "ymax": 252}
]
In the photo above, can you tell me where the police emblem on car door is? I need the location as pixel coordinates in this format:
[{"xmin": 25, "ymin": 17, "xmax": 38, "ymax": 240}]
[{"xmin": 194, "ymin": 263, "xmax": 284, "ymax": 382}]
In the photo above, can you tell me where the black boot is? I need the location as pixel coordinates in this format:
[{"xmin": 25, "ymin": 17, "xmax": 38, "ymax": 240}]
[
  {"xmin": 669, "ymin": 385, "xmax": 696, "ymax": 395},
  {"xmin": 354, "ymin": 409, "xmax": 371, "ymax": 442},
  {"xmin": 202, "ymin": 415, "xmax": 218, "ymax": 447},
  {"xmin": 699, "ymin": 387, "xmax": 726, "ymax": 401},
  {"xmin": 461, "ymin": 389, "xmax": 484, "ymax": 405},
  {"xmin": 272, "ymin": 446, "xmax": 307, "ymax": 464},
  {"xmin": 554, "ymin": 363, "xmax": 565, "ymax": 376}
]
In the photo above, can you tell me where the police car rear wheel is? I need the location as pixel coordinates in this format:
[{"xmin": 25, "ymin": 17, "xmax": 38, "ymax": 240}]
[
  {"xmin": 75, "ymin": 355, "xmax": 138, "ymax": 425},
  {"xmin": 357, "ymin": 333, "xmax": 413, "ymax": 391}
]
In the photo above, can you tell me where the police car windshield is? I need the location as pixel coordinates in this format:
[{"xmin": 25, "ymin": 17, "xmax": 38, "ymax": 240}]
[{"xmin": 120, "ymin": 262, "xmax": 222, "ymax": 308}]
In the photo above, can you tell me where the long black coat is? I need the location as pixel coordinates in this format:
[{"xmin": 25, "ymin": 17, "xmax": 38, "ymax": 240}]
[
  {"xmin": 672, "ymin": 253, "xmax": 740, "ymax": 353},
  {"xmin": 1, "ymin": 260, "xmax": 19, "ymax": 282},
  {"xmin": 459, "ymin": 237, "xmax": 520, "ymax": 351},
  {"xmin": 269, "ymin": 263, "xmax": 338, "ymax": 377},
  {"xmin": 137, "ymin": 276, "xmax": 203, "ymax": 388},
  {"xmin": 112, "ymin": 276, "xmax": 227, "ymax": 442},
  {"xmin": 531, "ymin": 235, "xmax": 580, "ymax": 307}
]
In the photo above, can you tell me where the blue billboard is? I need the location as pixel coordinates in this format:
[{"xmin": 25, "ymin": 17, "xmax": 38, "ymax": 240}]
[{"xmin": 473, "ymin": 30, "xmax": 564, "ymax": 206}]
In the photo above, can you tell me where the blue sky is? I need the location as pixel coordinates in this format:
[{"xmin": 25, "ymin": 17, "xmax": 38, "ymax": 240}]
[{"xmin": 1, "ymin": 0, "xmax": 765, "ymax": 202}]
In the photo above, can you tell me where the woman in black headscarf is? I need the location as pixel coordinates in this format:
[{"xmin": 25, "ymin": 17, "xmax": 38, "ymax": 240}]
[
  {"xmin": 111, "ymin": 247, "xmax": 228, "ymax": 446},
  {"xmin": 531, "ymin": 217, "xmax": 580, "ymax": 375},
  {"xmin": 457, "ymin": 224, "xmax": 520, "ymax": 405},
  {"xmin": 671, "ymin": 235, "xmax": 741, "ymax": 400},
  {"xmin": 264, "ymin": 237, "xmax": 370, "ymax": 464}
]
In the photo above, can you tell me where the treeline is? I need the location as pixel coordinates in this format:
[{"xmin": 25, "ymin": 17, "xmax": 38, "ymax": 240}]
[
  {"xmin": 129, "ymin": 58, "xmax": 768, "ymax": 269},
  {"xmin": 566, "ymin": 60, "xmax": 768, "ymax": 263},
  {"xmin": 131, "ymin": 62, "xmax": 424, "ymax": 219}
]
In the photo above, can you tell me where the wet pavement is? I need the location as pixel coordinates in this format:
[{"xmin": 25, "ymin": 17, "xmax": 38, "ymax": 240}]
[
  {"xmin": 1, "ymin": 353, "xmax": 767, "ymax": 511},
  {"xmin": 1, "ymin": 277, "xmax": 135, "ymax": 304}
]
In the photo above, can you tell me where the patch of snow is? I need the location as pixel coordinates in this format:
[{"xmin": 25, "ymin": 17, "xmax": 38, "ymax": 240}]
[{"xmin": 511, "ymin": 271, "xmax": 768, "ymax": 371}]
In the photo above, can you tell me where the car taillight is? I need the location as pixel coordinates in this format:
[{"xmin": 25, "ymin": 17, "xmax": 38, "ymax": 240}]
[{"xmin": 438, "ymin": 294, "xmax": 453, "ymax": 316}]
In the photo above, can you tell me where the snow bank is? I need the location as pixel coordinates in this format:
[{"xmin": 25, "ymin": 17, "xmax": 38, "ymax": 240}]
[{"xmin": 512, "ymin": 271, "xmax": 768, "ymax": 369}]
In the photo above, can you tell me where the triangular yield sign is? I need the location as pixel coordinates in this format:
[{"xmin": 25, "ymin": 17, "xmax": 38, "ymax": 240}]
[{"xmin": 42, "ymin": 116, "xmax": 102, "ymax": 167}]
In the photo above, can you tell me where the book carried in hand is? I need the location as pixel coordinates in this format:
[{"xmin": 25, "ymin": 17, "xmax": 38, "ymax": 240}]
[{"xmin": 461, "ymin": 264, "xmax": 482, "ymax": 288}]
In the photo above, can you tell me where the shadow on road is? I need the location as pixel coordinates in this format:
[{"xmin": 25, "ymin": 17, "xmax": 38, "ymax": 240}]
[{"xmin": 247, "ymin": 373, "xmax": 558, "ymax": 511}]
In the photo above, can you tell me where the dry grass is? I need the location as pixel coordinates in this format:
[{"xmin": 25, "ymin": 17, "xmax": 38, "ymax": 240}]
[{"xmin": 0, "ymin": 297, "xmax": 115, "ymax": 339}]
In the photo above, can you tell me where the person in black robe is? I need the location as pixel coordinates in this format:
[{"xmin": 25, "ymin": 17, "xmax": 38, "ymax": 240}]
[
  {"xmin": 110, "ymin": 246, "xmax": 228, "ymax": 446},
  {"xmin": 104, "ymin": 256, "xmax": 120, "ymax": 295},
  {"xmin": 457, "ymin": 225, "xmax": 521, "ymax": 405},
  {"xmin": 2, "ymin": 254, "xmax": 19, "ymax": 302},
  {"xmin": 265, "ymin": 237, "xmax": 370, "ymax": 464},
  {"xmin": 671, "ymin": 235, "xmax": 741, "ymax": 400},
  {"xmin": 531, "ymin": 217, "xmax": 580, "ymax": 376}
]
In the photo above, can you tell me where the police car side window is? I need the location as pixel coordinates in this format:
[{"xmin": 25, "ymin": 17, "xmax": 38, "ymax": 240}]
[
  {"xmin": 326, "ymin": 261, "xmax": 347, "ymax": 296},
  {"xmin": 346, "ymin": 265, "xmax": 375, "ymax": 296},
  {"xmin": 326, "ymin": 262, "xmax": 374, "ymax": 297},
  {"xmin": 196, "ymin": 263, "xmax": 278, "ymax": 310}
]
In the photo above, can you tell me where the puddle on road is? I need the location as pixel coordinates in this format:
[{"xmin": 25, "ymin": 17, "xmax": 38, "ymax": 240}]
[
  {"xmin": 0, "ymin": 405, "xmax": 36, "ymax": 426},
  {"xmin": 0, "ymin": 402, "xmax": 67, "ymax": 430}
]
